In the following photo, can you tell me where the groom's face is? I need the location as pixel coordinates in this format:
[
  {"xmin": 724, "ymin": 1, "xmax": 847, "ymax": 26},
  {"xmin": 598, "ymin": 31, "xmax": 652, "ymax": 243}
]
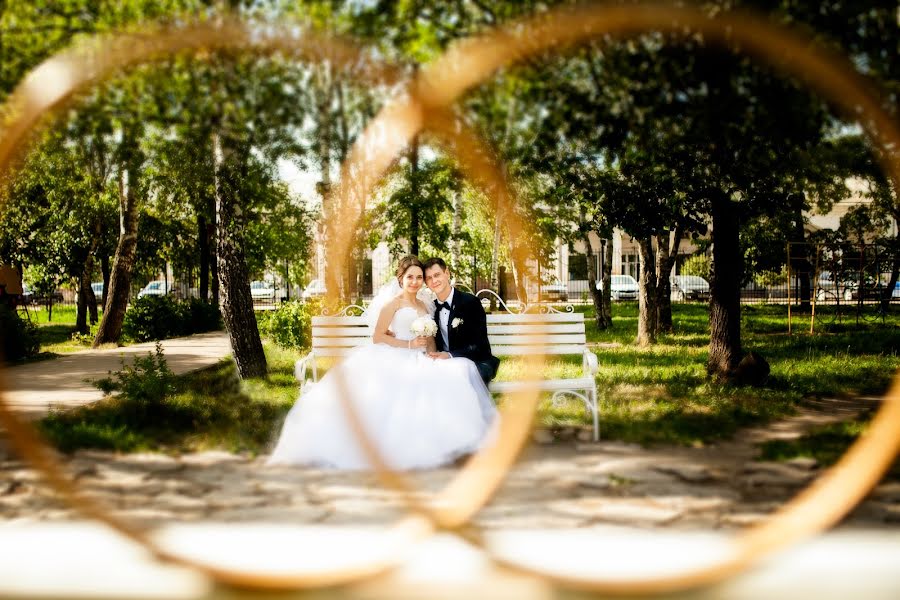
[{"xmin": 425, "ymin": 264, "xmax": 451, "ymax": 299}]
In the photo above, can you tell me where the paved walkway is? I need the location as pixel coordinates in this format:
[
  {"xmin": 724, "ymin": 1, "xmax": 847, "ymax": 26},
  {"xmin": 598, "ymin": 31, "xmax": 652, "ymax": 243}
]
[
  {"xmin": 1, "ymin": 394, "xmax": 896, "ymax": 530},
  {"xmin": 1, "ymin": 332, "xmax": 233, "ymax": 420}
]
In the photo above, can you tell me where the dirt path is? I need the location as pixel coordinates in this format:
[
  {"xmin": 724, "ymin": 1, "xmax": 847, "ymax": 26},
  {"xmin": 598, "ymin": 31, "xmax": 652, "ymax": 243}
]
[{"xmin": 1, "ymin": 395, "xmax": 896, "ymax": 530}]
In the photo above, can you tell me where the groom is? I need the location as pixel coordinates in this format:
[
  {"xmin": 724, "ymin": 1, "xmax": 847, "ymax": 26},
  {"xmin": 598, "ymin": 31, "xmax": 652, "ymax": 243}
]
[{"xmin": 423, "ymin": 257, "xmax": 500, "ymax": 385}]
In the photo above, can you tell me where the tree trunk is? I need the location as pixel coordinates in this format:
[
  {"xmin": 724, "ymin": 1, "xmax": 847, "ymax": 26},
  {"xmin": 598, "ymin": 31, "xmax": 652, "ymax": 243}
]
[
  {"xmin": 76, "ymin": 222, "xmax": 102, "ymax": 333},
  {"xmin": 583, "ymin": 232, "xmax": 605, "ymax": 329},
  {"xmin": 578, "ymin": 207, "xmax": 606, "ymax": 329},
  {"xmin": 348, "ymin": 242, "xmax": 359, "ymax": 301},
  {"xmin": 93, "ymin": 166, "xmax": 140, "ymax": 347},
  {"xmin": 100, "ymin": 254, "xmax": 110, "ymax": 314},
  {"xmin": 208, "ymin": 195, "xmax": 219, "ymax": 306},
  {"xmin": 707, "ymin": 195, "xmax": 743, "ymax": 379},
  {"xmin": 598, "ymin": 237, "xmax": 613, "ymax": 328},
  {"xmin": 791, "ymin": 199, "xmax": 811, "ymax": 310},
  {"xmin": 213, "ymin": 132, "xmax": 267, "ymax": 379},
  {"xmin": 409, "ymin": 136, "xmax": 420, "ymax": 257},
  {"xmin": 86, "ymin": 283, "xmax": 98, "ymax": 325},
  {"xmin": 198, "ymin": 212, "xmax": 209, "ymax": 301},
  {"xmin": 509, "ymin": 249, "xmax": 528, "ymax": 305},
  {"xmin": 655, "ymin": 227, "xmax": 683, "ymax": 333},
  {"xmin": 636, "ymin": 237, "xmax": 658, "ymax": 345},
  {"xmin": 450, "ymin": 191, "xmax": 462, "ymax": 270},
  {"xmin": 75, "ymin": 275, "xmax": 88, "ymax": 335},
  {"xmin": 489, "ymin": 218, "xmax": 501, "ymax": 310},
  {"xmin": 881, "ymin": 233, "xmax": 900, "ymax": 313}
]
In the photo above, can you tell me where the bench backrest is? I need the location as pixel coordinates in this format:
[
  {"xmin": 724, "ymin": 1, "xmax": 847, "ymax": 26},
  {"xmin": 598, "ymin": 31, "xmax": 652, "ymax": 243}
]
[{"xmin": 311, "ymin": 311, "xmax": 587, "ymax": 358}]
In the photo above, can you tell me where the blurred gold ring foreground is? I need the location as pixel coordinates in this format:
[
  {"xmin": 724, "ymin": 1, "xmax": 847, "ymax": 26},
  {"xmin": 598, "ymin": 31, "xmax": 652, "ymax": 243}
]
[
  {"xmin": 0, "ymin": 18, "xmax": 440, "ymax": 590},
  {"xmin": 0, "ymin": 2, "xmax": 897, "ymax": 594},
  {"xmin": 389, "ymin": 1, "xmax": 900, "ymax": 594}
]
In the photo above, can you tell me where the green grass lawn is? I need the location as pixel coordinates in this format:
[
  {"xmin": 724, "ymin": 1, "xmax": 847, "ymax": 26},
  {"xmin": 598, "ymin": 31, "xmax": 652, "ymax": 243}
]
[
  {"xmin": 26, "ymin": 306, "xmax": 151, "ymax": 358},
  {"xmin": 36, "ymin": 302, "xmax": 900, "ymax": 454},
  {"xmin": 39, "ymin": 342, "xmax": 302, "ymax": 454},
  {"xmin": 535, "ymin": 302, "xmax": 900, "ymax": 446},
  {"xmin": 21, "ymin": 305, "xmax": 99, "ymax": 358},
  {"xmin": 759, "ymin": 410, "xmax": 900, "ymax": 481},
  {"xmin": 25, "ymin": 304, "xmax": 78, "ymax": 325}
]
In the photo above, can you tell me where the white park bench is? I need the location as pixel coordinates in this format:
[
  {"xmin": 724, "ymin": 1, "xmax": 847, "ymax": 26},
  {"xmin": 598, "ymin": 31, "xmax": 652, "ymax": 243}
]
[{"xmin": 295, "ymin": 294, "xmax": 600, "ymax": 440}]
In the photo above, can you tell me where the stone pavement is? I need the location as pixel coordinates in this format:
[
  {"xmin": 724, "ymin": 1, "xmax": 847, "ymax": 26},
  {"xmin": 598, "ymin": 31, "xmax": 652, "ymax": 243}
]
[
  {"xmin": 1, "ymin": 394, "xmax": 897, "ymax": 531},
  {"xmin": 0, "ymin": 332, "xmax": 233, "ymax": 420}
]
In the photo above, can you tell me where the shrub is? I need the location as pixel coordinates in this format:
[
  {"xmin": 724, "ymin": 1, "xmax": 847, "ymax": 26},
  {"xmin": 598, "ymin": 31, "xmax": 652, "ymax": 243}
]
[
  {"xmin": 122, "ymin": 295, "xmax": 187, "ymax": 342},
  {"xmin": 258, "ymin": 300, "xmax": 317, "ymax": 349},
  {"xmin": 184, "ymin": 297, "xmax": 223, "ymax": 334},
  {"xmin": 94, "ymin": 342, "xmax": 176, "ymax": 404},
  {"xmin": 0, "ymin": 304, "xmax": 40, "ymax": 361},
  {"xmin": 122, "ymin": 296, "xmax": 222, "ymax": 342}
]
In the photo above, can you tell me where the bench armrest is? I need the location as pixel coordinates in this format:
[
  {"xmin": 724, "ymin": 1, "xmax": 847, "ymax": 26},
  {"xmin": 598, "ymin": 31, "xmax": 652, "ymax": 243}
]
[
  {"xmin": 294, "ymin": 350, "xmax": 318, "ymax": 383},
  {"xmin": 582, "ymin": 348, "xmax": 599, "ymax": 378}
]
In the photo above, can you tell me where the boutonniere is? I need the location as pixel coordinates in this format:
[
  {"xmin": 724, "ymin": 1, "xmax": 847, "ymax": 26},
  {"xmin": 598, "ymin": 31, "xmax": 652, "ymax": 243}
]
[{"xmin": 451, "ymin": 317, "xmax": 464, "ymax": 329}]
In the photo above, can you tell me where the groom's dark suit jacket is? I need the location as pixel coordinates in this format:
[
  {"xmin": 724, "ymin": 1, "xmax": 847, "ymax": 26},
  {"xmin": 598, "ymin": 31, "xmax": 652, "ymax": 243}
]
[{"xmin": 435, "ymin": 288, "xmax": 500, "ymax": 384}]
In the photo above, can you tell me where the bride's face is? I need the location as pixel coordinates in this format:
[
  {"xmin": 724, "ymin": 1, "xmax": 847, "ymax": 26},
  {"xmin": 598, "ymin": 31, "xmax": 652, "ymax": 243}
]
[{"xmin": 400, "ymin": 266, "xmax": 424, "ymax": 294}]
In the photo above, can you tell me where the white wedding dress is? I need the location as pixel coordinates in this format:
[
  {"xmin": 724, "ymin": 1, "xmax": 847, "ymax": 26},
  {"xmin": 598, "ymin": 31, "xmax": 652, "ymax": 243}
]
[{"xmin": 266, "ymin": 306, "xmax": 498, "ymax": 470}]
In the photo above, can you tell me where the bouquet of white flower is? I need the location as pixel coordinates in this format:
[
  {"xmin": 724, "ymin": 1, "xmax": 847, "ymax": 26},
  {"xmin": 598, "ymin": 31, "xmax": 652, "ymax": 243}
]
[{"xmin": 410, "ymin": 315, "xmax": 438, "ymax": 338}]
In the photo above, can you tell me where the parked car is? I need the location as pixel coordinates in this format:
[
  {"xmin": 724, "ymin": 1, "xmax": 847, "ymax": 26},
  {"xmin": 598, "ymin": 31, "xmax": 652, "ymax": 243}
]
[
  {"xmin": 845, "ymin": 281, "xmax": 888, "ymax": 301},
  {"xmin": 538, "ymin": 282, "xmax": 568, "ymax": 302},
  {"xmin": 250, "ymin": 280, "xmax": 276, "ymax": 300},
  {"xmin": 671, "ymin": 275, "xmax": 710, "ymax": 302},
  {"xmin": 20, "ymin": 284, "xmax": 34, "ymax": 304},
  {"xmin": 607, "ymin": 274, "xmax": 639, "ymax": 301},
  {"xmin": 91, "ymin": 282, "xmax": 104, "ymax": 297},
  {"xmin": 302, "ymin": 279, "xmax": 327, "ymax": 300},
  {"xmin": 137, "ymin": 280, "xmax": 171, "ymax": 299},
  {"xmin": 22, "ymin": 284, "xmax": 63, "ymax": 304},
  {"xmin": 814, "ymin": 270, "xmax": 859, "ymax": 302}
]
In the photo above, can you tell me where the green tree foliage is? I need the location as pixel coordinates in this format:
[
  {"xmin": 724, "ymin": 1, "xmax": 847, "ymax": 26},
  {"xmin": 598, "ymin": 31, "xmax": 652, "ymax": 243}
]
[
  {"xmin": 377, "ymin": 154, "xmax": 456, "ymax": 256},
  {"xmin": 680, "ymin": 254, "xmax": 711, "ymax": 280}
]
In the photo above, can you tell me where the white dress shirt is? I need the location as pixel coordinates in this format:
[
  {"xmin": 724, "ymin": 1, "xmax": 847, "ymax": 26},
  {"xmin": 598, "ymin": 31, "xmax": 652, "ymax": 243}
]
[{"xmin": 437, "ymin": 288, "xmax": 454, "ymax": 350}]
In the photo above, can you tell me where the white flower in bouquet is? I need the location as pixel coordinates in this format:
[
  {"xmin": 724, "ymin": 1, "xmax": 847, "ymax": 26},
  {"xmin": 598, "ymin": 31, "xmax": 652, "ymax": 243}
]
[{"xmin": 410, "ymin": 315, "xmax": 438, "ymax": 338}]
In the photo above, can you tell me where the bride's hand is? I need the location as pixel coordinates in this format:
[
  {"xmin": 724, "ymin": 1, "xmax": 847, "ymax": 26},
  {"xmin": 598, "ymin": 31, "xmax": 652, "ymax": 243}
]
[{"xmin": 408, "ymin": 336, "xmax": 428, "ymax": 349}]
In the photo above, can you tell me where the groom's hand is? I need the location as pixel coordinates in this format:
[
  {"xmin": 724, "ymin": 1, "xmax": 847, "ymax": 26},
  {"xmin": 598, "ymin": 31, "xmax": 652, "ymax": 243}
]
[{"xmin": 428, "ymin": 351, "xmax": 451, "ymax": 360}]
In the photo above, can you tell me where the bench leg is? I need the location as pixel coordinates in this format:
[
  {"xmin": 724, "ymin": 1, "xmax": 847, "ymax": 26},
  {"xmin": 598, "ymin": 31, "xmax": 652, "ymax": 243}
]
[{"xmin": 550, "ymin": 390, "xmax": 598, "ymax": 442}]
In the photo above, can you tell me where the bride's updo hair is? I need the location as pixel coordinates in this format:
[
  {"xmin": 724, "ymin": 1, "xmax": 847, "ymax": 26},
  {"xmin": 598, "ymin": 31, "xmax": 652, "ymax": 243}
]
[{"xmin": 396, "ymin": 255, "xmax": 424, "ymax": 282}]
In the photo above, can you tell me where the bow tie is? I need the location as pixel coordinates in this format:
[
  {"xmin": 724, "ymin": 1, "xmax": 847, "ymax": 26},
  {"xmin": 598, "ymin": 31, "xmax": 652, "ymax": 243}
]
[{"xmin": 435, "ymin": 300, "xmax": 450, "ymax": 312}]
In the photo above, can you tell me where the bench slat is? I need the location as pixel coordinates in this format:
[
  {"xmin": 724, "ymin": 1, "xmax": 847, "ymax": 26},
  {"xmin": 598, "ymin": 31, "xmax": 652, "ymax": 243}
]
[
  {"xmin": 486, "ymin": 313, "xmax": 584, "ymax": 323},
  {"xmin": 312, "ymin": 327, "xmax": 373, "ymax": 337},
  {"xmin": 312, "ymin": 316, "xmax": 370, "ymax": 325},
  {"xmin": 311, "ymin": 348, "xmax": 355, "ymax": 357},
  {"xmin": 489, "ymin": 377, "xmax": 595, "ymax": 392},
  {"xmin": 487, "ymin": 324, "xmax": 584, "ymax": 334},
  {"xmin": 314, "ymin": 314, "xmax": 585, "ymax": 325},
  {"xmin": 491, "ymin": 345, "xmax": 587, "ymax": 355},
  {"xmin": 311, "ymin": 343, "xmax": 588, "ymax": 356},
  {"xmin": 312, "ymin": 337, "xmax": 587, "ymax": 348},
  {"xmin": 313, "ymin": 338, "xmax": 372, "ymax": 348},
  {"xmin": 488, "ymin": 334, "xmax": 586, "ymax": 345}
]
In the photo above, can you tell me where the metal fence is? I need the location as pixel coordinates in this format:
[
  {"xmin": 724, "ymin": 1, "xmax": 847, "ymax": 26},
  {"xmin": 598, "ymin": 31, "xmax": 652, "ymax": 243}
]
[{"xmin": 17, "ymin": 242, "xmax": 900, "ymax": 326}]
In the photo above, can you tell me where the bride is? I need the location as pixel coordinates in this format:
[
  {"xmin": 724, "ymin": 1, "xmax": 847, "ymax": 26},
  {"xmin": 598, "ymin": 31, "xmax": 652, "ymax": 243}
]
[{"xmin": 266, "ymin": 255, "xmax": 497, "ymax": 470}]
